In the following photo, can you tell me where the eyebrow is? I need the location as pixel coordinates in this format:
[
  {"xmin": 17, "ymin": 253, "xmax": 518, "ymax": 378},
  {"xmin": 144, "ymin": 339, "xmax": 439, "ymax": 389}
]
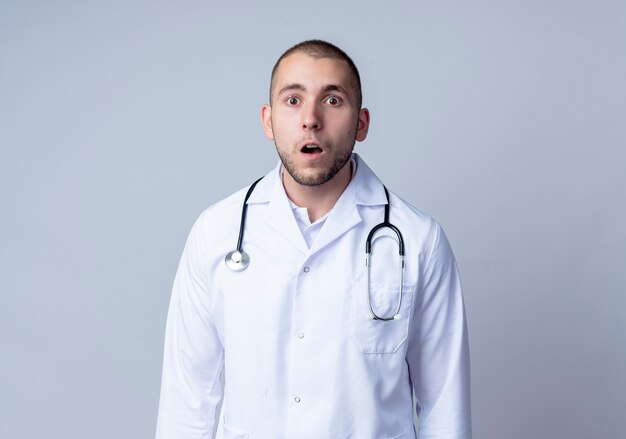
[
  {"xmin": 277, "ymin": 83, "xmax": 349, "ymax": 96},
  {"xmin": 322, "ymin": 84, "xmax": 348, "ymax": 95},
  {"xmin": 277, "ymin": 83, "xmax": 305, "ymax": 96}
]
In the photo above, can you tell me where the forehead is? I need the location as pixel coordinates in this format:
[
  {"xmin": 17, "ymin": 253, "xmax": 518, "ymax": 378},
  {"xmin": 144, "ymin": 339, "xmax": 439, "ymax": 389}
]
[{"xmin": 272, "ymin": 52, "xmax": 354, "ymax": 95}]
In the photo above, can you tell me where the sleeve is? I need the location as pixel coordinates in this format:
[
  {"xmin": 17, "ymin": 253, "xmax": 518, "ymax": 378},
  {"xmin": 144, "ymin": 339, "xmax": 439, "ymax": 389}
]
[
  {"xmin": 155, "ymin": 215, "xmax": 224, "ymax": 439},
  {"xmin": 406, "ymin": 222, "xmax": 472, "ymax": 439}
]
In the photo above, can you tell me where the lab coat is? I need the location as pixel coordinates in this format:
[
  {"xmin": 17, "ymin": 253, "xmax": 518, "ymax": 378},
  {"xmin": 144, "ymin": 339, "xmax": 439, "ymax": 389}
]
[{"xmin": 156, "ymin": 154, "xmax": 471, "ymax": 439}]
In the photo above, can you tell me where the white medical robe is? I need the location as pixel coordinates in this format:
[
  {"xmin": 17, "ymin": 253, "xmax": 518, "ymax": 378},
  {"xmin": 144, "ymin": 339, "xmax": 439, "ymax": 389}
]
[{"xmin": 156, "ymin": 154, "xmax": 471, "ymax": 439}]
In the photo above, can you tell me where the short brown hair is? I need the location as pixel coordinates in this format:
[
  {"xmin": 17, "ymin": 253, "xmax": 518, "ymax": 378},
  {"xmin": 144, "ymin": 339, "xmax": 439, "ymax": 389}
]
[{"xmin": 269, "ymin": 39, "xmax": 363, "ymax": 109}]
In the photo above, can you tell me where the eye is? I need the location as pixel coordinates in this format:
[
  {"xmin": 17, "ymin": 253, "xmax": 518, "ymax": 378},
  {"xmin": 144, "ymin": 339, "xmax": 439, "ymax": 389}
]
[
  {"xmin": 326, "ymin": 96, "xmax": 342, "ymax": 106},
  {"xmin": 286, "ymin": 96, "xmax": 300, "ymax": 106}
]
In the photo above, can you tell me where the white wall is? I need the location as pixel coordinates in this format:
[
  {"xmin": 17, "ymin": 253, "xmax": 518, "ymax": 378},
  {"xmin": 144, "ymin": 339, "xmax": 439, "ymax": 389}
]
[{"xmin": 1, "ymin": 1, "xmax": 624, "ymax": 438}]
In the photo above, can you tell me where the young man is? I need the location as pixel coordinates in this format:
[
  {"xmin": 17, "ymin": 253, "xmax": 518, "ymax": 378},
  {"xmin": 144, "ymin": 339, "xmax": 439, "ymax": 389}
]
[{"xmin": 156, "ymin": 40, "xmax": 471, "ymax": 439}]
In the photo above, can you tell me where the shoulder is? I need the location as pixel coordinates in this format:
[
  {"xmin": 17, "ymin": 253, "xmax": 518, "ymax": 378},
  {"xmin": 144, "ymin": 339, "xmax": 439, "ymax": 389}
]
[
  {"xmin": 194, "ymin": 168, "xmax": 276, "ymax": 231},
  {"xmin": 195, "ymin": 186, "xmax": 249, "ymax": 228},
  {"xmin": 385, "ymin": 189, "xmax": 458, "ymax": 262},
  {"xmin": 352, "ymin": 154, "xmax": 446, "ymax": 254},
  {"xmin": 184, "ymin": 182, "xmax": 260, "ymax": 252},
  {"xmin": 386, "ymin": 190, "xmax": 440, "ymax": 238}
]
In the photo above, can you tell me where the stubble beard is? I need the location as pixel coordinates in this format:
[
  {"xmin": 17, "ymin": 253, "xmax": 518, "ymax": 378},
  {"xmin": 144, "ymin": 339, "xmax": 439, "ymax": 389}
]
[
  {"xmin": 276, "ymin": 116, "xmax": 360, "ymax": 187},
  {"xmin": 276, "ymin": 139, "xmax": 355, "ymax": 187}
]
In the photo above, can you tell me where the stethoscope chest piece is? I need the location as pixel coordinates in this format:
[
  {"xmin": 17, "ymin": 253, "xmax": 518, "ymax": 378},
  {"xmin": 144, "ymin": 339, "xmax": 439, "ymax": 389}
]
[
  {"xmin": 224, "ymin": 177, "xmax": 264, "ymax": 272},
  {"xmin": 225, "ymin": 250, "xmax": 250, "ymax": 271}
]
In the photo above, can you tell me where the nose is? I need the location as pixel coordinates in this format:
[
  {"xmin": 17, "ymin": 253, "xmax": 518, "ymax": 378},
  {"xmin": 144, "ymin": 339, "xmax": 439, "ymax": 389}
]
[{"xmin": 301, "ymin": 102, "xmax": 322, "ymax": 131}]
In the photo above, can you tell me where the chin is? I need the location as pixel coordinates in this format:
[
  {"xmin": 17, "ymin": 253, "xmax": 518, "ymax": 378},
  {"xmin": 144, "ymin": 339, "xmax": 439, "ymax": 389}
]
[{"xmin": 294, "ymin": 175, "xmax": 328, "ymax": 187}]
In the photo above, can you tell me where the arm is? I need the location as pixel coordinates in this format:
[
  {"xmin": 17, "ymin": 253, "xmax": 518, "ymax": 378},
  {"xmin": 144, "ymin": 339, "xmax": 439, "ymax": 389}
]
[
  {"xmin": 156, "ymin": 216, "xmax": 224, "ymax": 439},
  {"xmin": 407, "ymin": 222, "xmax": 472, "ymax": 439}
]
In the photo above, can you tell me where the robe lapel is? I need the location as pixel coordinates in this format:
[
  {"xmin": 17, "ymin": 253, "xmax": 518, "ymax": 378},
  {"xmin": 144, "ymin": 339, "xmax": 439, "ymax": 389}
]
[
  {"xmin": 308, "ymin": 182, "xmax": 361, "ymax": 256},
  {"xmin": 308, "ymin": 154, "xmax": 388, "ymax": 256},
  {"xmin": 265, "ymin": 172, "xmax": 310, "ymax": 255},
  {"xmin": 247, "ymin": 154, "xmax": 387, "ymax": 258}
]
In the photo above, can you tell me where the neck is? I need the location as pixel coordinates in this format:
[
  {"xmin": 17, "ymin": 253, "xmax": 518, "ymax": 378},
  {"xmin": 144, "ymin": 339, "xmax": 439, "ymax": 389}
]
[{"xmin": 282, "ymin": 161, "xmax": 352, "ymax": 223}]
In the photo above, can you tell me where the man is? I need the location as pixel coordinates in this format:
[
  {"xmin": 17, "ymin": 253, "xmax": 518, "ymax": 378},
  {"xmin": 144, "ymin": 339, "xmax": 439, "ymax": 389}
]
[{"xmin": 156, "ymin": 40, "xmax": 471, "ymax": 439}]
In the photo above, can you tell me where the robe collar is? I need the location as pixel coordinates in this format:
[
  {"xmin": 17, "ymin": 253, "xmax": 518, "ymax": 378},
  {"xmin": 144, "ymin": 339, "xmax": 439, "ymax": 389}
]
[{"xmin": 246, "ymin": 153, "xmax": 388, "ymax": 256}]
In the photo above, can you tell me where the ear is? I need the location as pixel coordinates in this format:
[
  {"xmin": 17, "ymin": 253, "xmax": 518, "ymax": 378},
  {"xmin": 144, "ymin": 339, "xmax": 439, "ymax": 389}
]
[
  {"xmin": 261, "ymin": 104, "xmax": 274, "ymax": 140},
  {"xmin": 355, "ymin": 107, "xmax": 370, "ymax": 142}
]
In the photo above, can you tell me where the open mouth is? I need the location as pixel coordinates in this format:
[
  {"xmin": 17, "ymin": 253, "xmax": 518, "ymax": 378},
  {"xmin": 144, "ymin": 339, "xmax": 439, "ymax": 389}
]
[{"xmin": 301, "ymin": 144, "xmax": 323, "ymax": 154}]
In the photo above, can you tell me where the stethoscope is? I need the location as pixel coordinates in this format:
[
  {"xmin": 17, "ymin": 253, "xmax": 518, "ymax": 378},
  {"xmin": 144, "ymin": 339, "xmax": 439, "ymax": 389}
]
[{"xmin": 224, "ymin": 178, "xmax": 405, "ymax": 321}]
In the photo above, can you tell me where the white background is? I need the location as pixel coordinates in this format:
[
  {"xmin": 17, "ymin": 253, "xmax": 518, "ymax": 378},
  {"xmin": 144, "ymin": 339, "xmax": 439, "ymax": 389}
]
[{"xmin": 1, "ymin": 1, "xmax": 625, "ymax": 438}]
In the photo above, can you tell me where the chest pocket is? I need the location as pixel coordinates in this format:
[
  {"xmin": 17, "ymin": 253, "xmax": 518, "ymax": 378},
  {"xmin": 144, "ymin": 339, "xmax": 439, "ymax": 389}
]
[{"xmin": 350, "ymin": 280, "xmax": 415, "ymax": 354}]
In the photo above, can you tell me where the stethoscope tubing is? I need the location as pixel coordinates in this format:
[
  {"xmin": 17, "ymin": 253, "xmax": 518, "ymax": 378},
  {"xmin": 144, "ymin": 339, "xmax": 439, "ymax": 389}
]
[
  {"xmin": 235, "ymin": 177, "xmax": 264, "ymax": 252},
  {"xmin": 365, "ymin": 187, "xmax": 405, "ymax": 321},
  {"xmin": 226, "ymin": 178, "xmax": 406, "ymax": 322}
]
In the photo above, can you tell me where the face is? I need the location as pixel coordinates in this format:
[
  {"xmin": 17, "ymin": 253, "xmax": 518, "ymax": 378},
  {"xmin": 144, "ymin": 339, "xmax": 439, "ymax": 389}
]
[{"xmin": 262, "ymin": 52, "xmax": 370, "ymax": 188}]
